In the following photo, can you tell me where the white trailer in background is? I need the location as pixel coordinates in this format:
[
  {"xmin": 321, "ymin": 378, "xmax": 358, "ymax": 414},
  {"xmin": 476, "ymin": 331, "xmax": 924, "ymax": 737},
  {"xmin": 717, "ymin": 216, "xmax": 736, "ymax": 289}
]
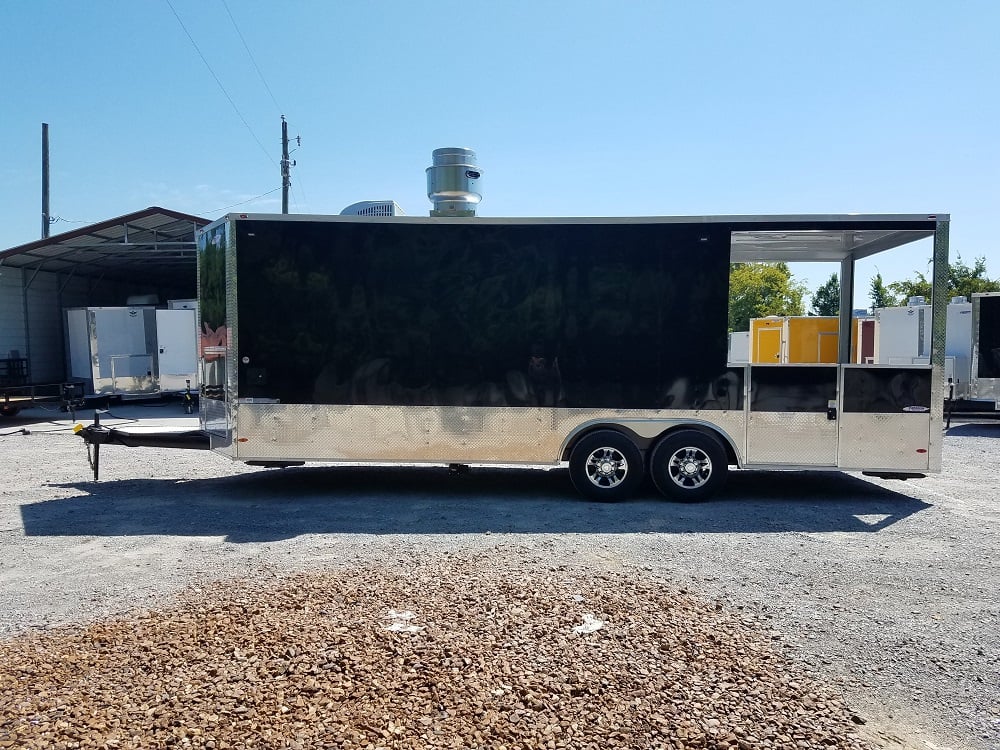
[
  {"xmin": 945, "ymin": 299, "xmax": 973, "ymax": 400},
  {"xmin": 66, "ymin": 307, "xmax": 158, "ymax": 398},
  {"xmin": 65, "ymin": 304, "xmax": 198, "ymax": 399},
  {"xmin": 155, "ymin": 307, "xmax": 199, "ymax": 393},
  {"xmin": 727, "ymin": 331, "xmax": 749, "ymax": 364},
  {"xmin": 874, "ymin": 299, "xmax": 934, "ymax": 366},
  {"xmin": 873, "ymin": 296, "xmax": 998, "ymax": 409}
]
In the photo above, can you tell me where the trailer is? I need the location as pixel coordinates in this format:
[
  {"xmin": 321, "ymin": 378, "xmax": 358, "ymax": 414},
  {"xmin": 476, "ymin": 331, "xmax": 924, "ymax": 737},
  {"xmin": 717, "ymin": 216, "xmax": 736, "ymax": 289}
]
[
  {"xmin": 64, "ymin": 305, "xmax": 198, "ymax": 400},
  {"xmin": 0, "ymin": 351, "xmax": 87, "ymax": 418},
  {"xmin": 749, "ymin": 316, "xmax": 839, "ymax": 364},
  {"xmin": 75, "ymin": 210, "xmax": 950, "ymax": 501},
  {"xmin": 740, "ymin": 317, "xmax": 874, "ymax": 368},
  {"xmin": 969, "ymin": 292, "xmax": 1000, "ymax": 408},
  {"xmin": 727, "ymin": 331, "xmax": 749, "ymax": 364},
  {"xmin": 871, "ymin": 296, "xmax": 1000, "ymax": 412},
  {"xmin": 873, "ymin": 301, "xmax": 935, "ymax": 368},
  {"xmin": 855, "ymin": 317, "xmax": 876, "ymax": 364}
]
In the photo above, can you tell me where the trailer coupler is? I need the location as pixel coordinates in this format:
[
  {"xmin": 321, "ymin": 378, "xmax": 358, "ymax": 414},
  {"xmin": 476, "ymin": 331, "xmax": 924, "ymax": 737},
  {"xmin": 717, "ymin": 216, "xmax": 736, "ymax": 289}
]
[{"xmin": 73, "ymin": 410, "xmax": 211, "ymax": 481}]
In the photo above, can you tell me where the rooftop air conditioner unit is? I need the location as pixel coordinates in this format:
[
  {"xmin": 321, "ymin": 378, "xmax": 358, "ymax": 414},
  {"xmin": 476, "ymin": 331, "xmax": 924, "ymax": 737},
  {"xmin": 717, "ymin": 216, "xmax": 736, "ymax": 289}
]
[{"xmin": 340, "ymin": 200, "xmax": 405, "ymax": 217}]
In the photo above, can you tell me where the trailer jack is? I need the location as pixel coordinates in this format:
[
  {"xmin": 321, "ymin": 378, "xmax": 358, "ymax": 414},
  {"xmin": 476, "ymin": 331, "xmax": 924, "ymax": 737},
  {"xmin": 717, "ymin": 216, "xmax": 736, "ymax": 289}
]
[{"xmin": 73, "ymin": 410, "xmax": 211, "ymax": 481}]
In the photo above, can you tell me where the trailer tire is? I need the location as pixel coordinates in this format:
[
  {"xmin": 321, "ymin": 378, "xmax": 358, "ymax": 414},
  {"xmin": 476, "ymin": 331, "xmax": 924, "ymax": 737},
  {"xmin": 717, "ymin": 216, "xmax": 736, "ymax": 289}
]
[
  {"xmin": 569, "ymin": 430, "xmax": 645, "ymax": 502},
  {"xmin": 0, "ymin": 405, "xmax": 20, "ymax": 418},
  {"xmin": 650, "ymin": 429, "xmax": 727, "ymax": 502}
]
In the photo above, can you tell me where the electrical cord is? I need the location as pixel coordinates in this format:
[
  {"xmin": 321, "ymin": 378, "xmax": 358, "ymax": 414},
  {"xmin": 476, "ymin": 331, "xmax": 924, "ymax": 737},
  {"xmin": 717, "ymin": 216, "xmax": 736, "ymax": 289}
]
[
  {"xmin": 0, "ymin": 422, "xmax": 82, "ymax": 437},
  {"xmin": 89, "ymin": 411, "xmax": 140, "ymax": 425},
  {"xmin": 0, "ymin": 427, "xmax": 31, "ymax": 437}
]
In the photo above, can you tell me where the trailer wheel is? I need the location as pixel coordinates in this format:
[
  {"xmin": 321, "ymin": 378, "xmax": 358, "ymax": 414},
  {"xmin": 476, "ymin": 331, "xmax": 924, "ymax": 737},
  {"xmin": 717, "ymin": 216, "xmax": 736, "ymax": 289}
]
[
  {"xmin": 650, "ymin": 430, "xmax": 727, "ymax": 502},
  {"xmin": 569, "ymin": 430, "xmax": 644, "ymax": 502},
  {"xmin": 0, "ymin": 405, "xmax": 20, "ymax": 418}
]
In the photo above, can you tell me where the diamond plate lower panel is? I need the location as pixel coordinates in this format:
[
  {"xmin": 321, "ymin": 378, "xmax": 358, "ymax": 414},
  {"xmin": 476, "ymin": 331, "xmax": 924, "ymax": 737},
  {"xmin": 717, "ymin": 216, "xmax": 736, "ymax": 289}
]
[
  {"xmin": 746, "ymin": 412, "xmax": 838, "ymax": 466},
  {"xmin": 201, "ymin": 396, "xmax": 229, "ymax": 439},
  {"xmin": 230, "ymin": 404, "xmax": 746, "ymax": 465}
]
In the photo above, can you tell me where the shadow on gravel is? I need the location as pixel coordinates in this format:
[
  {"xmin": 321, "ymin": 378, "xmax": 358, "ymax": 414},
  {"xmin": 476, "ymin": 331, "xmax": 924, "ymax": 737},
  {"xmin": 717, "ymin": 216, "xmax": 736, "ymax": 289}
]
[
  {"xmin": 0, "ymin": 410, "xmax": 76, "ymax": 432},
  {"xmin": 0, "ymin": 402, "xmax": 191, "ymax": 432},
  {"xmin": 25, "ymin": 466, "xmax": 931, "ymax": 542},
  {"xmin": 944, "ymin": 421, "xmax": 1000, "ymax": 438}
]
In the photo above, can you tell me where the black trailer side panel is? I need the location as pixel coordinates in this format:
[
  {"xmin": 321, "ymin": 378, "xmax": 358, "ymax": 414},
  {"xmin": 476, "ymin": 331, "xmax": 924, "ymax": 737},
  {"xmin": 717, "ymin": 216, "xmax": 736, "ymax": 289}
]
[
  {"xmin": 976, "ymin": 295, "xmax": 1000, "ymax": 379},
  {"xmin": 232, "ymin": 220, "xmax": 737, "ymax": 411}
]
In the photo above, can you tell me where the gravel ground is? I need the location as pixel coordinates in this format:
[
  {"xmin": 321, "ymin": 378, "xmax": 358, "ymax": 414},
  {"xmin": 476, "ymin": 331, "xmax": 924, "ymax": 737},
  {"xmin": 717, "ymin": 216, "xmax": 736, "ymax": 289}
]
[{"xmin": 0, "ymin": 403, "xmax": 997, "ymax": 749}]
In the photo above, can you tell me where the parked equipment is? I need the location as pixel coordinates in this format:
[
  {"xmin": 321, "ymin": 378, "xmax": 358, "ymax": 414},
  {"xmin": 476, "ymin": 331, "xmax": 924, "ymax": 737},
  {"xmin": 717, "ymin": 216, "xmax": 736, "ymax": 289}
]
[
  {"xmin": 872, "ymin": 296, "xmax": 999, "ymax": 412},
  {"xmin": 969, "ymin": 292, "xmax": 1000, "ymax": 408},
  {"xmin": 64, "ymin": 305, "xmax": 198, "ymax": 399},
  {"xmin": 76, "ymin": 210, "xmax": 950, "ymax": 501},
  {"xmin": 750, "ymin": 316, "xmax": 839, "ymax": 364},
  {"xmin": 727, "ymin": 331, "xmax": 750, "ymax": 364}
]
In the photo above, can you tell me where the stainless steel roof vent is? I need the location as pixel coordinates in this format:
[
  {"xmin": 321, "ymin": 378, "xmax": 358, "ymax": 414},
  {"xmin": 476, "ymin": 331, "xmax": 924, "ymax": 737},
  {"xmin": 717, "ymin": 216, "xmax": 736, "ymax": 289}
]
[{"xmin": 426, "ymin": 147, "xmax": 482, "ymax": 217}]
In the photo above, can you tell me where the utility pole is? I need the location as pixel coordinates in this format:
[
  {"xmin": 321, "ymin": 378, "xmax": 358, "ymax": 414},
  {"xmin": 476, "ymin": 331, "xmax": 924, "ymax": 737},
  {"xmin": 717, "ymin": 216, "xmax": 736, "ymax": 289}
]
[
  {"xmin": 42, "ymin": 123, "xmax": 50, "ymax": 238},
  {"xmin": 281, "ymin": 115, "xmax": 291, "ymax": 214},
  {"xmin": 280, "ymin": 116, "xmax": 300, "ymax": 215}
]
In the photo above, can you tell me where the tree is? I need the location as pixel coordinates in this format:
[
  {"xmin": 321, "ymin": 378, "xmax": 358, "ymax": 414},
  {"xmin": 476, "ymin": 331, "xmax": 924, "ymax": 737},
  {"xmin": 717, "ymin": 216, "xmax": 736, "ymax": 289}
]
[
  {"xmin": 811, "ymin": 273, "xmax": 840, "ymax": 316},
  {"xmin": 886, "ymin": 271, "xmax": 930, "ymax": 305},
  {"xmin": 947, "ymin": 255, "xmax": 1000, "ymax": 298},
  {"xmin": 870, "ymin": 272, "xmax": 896, "ymax": 310},
  {"xmin": 728, "ymin": 262, "xmax": 805, "ymax": 332},
  {"xmin": 887, "ymin": 254, "xmax": 999, "ymax": 304}
]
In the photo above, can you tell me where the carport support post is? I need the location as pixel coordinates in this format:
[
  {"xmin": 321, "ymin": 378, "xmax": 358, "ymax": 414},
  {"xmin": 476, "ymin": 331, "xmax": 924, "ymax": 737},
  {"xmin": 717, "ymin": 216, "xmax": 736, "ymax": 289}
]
[
  {"xmin": 20, "ymin": 268, "xmax": 31, "ymax": 376},
  {"xmin": 42, "ymin": 123, "xmax": 50, "ymax": 239}
]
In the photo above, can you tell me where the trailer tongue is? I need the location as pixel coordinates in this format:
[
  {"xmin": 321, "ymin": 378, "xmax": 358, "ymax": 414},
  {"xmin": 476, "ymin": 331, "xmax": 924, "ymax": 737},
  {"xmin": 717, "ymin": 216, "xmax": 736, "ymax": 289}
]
[{"xmin": 74, "ymin": 411, "xmax": 210, "ymax": 480}]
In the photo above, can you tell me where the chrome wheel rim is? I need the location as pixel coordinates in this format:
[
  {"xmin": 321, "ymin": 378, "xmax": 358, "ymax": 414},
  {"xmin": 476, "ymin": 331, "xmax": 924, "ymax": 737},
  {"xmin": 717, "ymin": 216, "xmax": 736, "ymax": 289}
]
[
  {"xmin": 667, "ymin": 446, "xmax": 712, "ymax": 489},
  {"xmin": 585, "ymin": 446, "xmax": 630, "ymax": 489}
]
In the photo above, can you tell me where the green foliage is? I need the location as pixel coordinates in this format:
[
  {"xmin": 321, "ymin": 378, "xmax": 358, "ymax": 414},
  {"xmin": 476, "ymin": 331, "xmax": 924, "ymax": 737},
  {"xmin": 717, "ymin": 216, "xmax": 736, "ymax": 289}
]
[
  {"xmin": 885, "ymin": 273, "xmax": 929, "ymax": 305},
  {"xmin": 886, "ymin": 255, "xmax": 1000, "ymax": 305},
  {"xmin": 870, "ymin": 272, "xmax": 897, "ymax": 310},
  {"xmin": 810, "ymin": 273, "xmax": 840, "ymax": 316},
  {"xmin": 728, "ymin": 263, "xmax": 805, "ymax": 332},
  {"xmin": 948, "ymin": 255, "xmax": 1000, "ymax": 298}
]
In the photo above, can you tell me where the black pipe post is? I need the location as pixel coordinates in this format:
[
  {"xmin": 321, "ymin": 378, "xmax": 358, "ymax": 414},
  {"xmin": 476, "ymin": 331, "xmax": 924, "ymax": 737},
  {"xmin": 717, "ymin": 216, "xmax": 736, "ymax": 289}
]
[{"xmin": 42, "ymin": 123, "xmax": 50, "ymax": 238}]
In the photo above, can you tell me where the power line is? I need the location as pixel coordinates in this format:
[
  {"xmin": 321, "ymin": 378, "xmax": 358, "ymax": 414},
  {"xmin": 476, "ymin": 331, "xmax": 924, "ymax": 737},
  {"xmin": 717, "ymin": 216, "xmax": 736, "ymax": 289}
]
[
  {"xmin": 221, "ymin": 0, "xmax": 282, "ymax": 114},
  {"xmin": 219, "ymin": 0, "xmax": 304, "ymax": 212},
  {"xmin": 49, "ymin": 216, "xmax": 93, "ymax": 225},
  {"xmin": 205, "ymin": 187, "xmax": 282, "ymax": 214},
  {"xmin": 164, "ymin": 0, "xmax": 275, "ymax": 168}
]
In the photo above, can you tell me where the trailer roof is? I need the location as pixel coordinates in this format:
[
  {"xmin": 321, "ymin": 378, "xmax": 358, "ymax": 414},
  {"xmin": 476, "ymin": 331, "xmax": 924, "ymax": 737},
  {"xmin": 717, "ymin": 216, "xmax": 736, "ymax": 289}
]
[
  {"xmin": 218, "ymin": 212, "xmax": 944, "ymax": 264},
  {"xmin": 0, "ymin": 207, "xmax": 210, "ymax": 285},
  {"xmin": 728, "ymin": 225, "xmax": 937, "ymax": 263},
  {"xmin": 0, "ymin": 210, "xmax": 939, "ymax": 289}
]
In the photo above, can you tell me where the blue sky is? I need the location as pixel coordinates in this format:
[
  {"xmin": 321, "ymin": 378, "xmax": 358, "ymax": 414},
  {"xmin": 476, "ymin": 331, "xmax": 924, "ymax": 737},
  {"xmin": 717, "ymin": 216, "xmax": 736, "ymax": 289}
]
[{"xmin": 1, "ymin": 1, "xmax": 997, "ymax": 309}]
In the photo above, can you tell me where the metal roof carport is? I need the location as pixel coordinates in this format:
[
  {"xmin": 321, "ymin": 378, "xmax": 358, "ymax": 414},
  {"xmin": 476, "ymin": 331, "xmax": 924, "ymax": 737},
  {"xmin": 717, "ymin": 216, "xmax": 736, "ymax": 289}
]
[
  {"xmin": 0, "ymin": 207, "xmax": 210, "ymax": 393},
  {"xmin": 0, "ymin": 206, "xmax": 209, "ymax": 289}
]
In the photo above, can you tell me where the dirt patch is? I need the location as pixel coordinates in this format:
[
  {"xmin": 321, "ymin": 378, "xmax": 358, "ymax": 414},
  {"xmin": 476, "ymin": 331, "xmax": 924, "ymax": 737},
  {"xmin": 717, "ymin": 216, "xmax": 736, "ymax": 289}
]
[{"xmin": 1, "ymin": 559, "xmax": 875, "ymax": 749}]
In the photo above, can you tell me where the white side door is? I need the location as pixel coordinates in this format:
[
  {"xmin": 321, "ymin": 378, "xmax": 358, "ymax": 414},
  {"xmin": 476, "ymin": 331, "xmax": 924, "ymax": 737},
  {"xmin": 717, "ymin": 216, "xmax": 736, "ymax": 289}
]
[{"xmin": 156, "ymin": 309, "xmax": 198, "ymax": 392}]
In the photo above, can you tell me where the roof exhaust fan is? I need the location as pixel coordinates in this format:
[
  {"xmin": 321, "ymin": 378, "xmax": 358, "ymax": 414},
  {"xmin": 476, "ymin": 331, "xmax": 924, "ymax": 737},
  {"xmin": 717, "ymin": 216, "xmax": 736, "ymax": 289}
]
[{"xmin": 426, "ymin": 147, "xmax": 482, "ymax": 217}]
